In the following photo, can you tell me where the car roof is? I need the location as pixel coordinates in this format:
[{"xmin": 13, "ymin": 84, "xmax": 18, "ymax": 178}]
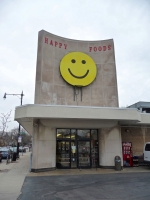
[
  {"xmin": 0, "ymin": 148, "xmax": 8, "ymax": 151},
  {"xmin": 145, "ymin": 142, "xmax": 150, "ymax": 144}
]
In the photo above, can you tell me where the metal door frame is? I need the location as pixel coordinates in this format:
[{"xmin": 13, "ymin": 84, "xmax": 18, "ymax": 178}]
[
  {"xmin": 77, "ymin": 140, "xmax": 91, "ymax": 169},
  {"xmin": 56, "ymin": 140, "xmax": 71, "ymax": 169}
]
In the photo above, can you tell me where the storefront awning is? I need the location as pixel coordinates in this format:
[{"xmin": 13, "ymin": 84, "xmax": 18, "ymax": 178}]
[{"xmin": 14, "ymin": 104, "xmax": 145, "ymax": 134}]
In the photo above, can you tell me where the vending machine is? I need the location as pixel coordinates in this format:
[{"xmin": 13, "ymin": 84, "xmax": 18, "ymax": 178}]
[{"xmin": 122, "ymin": 142, "xmax": 133, "ymax": 167}]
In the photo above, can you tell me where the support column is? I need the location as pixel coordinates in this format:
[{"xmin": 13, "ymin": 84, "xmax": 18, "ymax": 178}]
[
  {"xmin": 98, "ymin": 125, "xmax": 123, "ymax": 168},
  {"xmin": 31, "ymin": 121, "xmax": 56, "ymax": 172}
]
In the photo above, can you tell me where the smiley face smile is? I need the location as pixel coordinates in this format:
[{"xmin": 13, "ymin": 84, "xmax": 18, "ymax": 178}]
[{"xmin": 68, "ymin": 68, "xmax": 89, "ymax": 79}]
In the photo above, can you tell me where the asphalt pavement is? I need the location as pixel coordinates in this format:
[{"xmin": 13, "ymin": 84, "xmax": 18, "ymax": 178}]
[
  {"xmin": 0, "ymin": 152, "xmax": 150, "ymax": 200},
  {"xmin": 18, "ymin": 172, "xmax": 150, "ymax": 200}
]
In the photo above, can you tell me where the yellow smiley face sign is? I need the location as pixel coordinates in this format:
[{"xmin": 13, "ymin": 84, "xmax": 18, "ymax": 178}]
[{"xmin": 60, "ymin": 52, "xmax": 97, "ymax": 86}]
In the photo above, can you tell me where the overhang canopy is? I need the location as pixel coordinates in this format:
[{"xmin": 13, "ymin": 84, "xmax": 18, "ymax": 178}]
[{"xmin": 14, "ymin": 104, "xmax": 145, "ymax": 134}]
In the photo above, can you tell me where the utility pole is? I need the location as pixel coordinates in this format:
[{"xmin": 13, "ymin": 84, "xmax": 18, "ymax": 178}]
[{"xmin": 3, "ymin": 91, "xmax": 24, "ymax": 158}]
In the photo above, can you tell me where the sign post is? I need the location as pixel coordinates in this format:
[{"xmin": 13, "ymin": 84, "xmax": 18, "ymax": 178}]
[
  {"xmin": 20, "ymin": 132, "xmax": 25, "ymax": 156},
  {"xmin": 18, "ymin": 136, "xmax": 22, "ymax": 143}
]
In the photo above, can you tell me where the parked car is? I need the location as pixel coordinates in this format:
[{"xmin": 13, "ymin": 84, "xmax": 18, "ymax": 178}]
[
  {"xmin": 0, "ymin": 148, "xmax": 12, "ymax": 159},
  {"xmin": 19, "ymin": 146, "xmax": 26, "ymax": 152},
  {"xmin": 143, "ymin": 142, "xmax": 150, "ymax": 165},
  {"xmin": 24, "ymin": 146, "xmax": 29, "ymax": 152},
  {"xmin": 10, "ymin": 147, "xmax": 17, "ymax": 153}
]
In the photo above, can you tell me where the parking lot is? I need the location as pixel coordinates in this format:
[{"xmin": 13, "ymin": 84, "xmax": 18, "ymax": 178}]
[
  {"xmin": 0, "ymin": 152, "xmax": 150, "ymax": 200},
  {"xmin": 18, "ymin": 172, "xmax": 150, "ymax": 200}
]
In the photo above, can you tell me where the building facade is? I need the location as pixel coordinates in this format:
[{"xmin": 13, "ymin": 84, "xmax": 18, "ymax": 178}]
[{"xmin": 15, "ymin": 30, "xmax": 150, "ymax": 172}]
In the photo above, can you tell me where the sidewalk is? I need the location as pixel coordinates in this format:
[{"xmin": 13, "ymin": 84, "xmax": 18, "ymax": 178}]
[
  {"xmin": 0, "ymin": 152, "xmax": 30, "ymax": 200},
  {"xmin": 27, "ymin": 165, "xmax": 150, "ymax": 177}
]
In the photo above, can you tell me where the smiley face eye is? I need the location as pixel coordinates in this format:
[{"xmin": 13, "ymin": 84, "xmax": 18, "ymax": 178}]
[
  {"xmin": 82, "ymin": 60, "xmax": 86, "ymax": 64},
  {"xmin": 71, "ymin": 59, "xmax": 76, "ymax": 63}
]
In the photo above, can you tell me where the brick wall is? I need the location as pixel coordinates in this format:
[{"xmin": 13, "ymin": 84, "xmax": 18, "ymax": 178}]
[{"xmin": 121, "ymin": 126, "xmax": 150, "ymax": 156}]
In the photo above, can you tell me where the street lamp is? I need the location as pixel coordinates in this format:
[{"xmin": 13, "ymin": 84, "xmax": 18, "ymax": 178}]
[{"xmin": 3, "ymin": 91, "xmax": 24, "ymax": 158}]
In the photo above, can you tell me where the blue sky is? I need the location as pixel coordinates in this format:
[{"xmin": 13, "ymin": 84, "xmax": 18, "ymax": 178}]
[{"xmin": 0, "ymin": 0, "xmax": 150, "ymax": 130}]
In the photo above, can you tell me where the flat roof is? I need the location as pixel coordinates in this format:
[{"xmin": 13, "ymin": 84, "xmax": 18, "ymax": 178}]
[
  {"xmin": 15, "ymin": 104, "xmax": 150, "ymax": 134},
  {"xmin": 15, "ymin": 104, "xmax": 141, "ymax": 121}
]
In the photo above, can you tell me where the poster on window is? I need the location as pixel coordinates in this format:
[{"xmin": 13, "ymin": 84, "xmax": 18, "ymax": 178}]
[{"xmin": 122, "ymin": 142, "xmax": 133, "ymax": 167}]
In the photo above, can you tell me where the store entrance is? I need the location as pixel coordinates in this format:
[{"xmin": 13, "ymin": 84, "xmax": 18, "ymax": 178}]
[
  {"xmin": 78, "ymin": 141, "xmax": 91, "ymax": 168},
  {"xmin": 56, "ymin": 129, "xmax": 98, "ymax": 169},
  {"xmin": 56, "ymin": 140, "xmax": 70, "ymax": 168}
]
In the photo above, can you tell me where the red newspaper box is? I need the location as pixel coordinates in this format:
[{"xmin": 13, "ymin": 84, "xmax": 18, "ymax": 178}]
[{"xmin": 122, "ymin": 142, "xmax": 133, "ymax": 167}]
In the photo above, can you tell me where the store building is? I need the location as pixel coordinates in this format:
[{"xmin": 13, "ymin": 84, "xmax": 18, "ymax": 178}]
[
  {"xmin": 15, "ymin": 30, "xmax": 150, "ymax": 172},
  {"xmin": 121, "ymin": 102, "xmax": 150, "ymax": 164}
]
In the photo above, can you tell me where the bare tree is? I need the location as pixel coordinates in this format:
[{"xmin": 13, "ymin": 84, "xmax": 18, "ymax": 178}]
[
  {"xmin": 0, "ymin": 113, "xmax": 32, "ymax": 147},
  {"xmin": 21, "ymin": 132, "xmax": 32, "ymax": 146},
  {"xmin": 0, "ymin": 111, "xmax": 11, "ymax": 146},
  {"xmin": 10, "ymin": 127, "xmax": 32, "ymax": 147}
]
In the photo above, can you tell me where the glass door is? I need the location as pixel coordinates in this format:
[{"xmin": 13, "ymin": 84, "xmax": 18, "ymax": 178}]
[
  {"xmin": 78, "ymin": 141, "xmax": 91, "ymax": 168},
  {"xmin": 91, "ymin": 140, "xmax": 99, "ymax": 168},
  {"xmin": 71, "ymin": 141, "xmax": 77, "ymax": 168},
  {"xmin": 56, "ymin": 141, "xmax": 70, "ymax": 168}
]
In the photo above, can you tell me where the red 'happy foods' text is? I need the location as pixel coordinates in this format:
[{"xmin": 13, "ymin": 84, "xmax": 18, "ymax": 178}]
[{"xmin": 44, "ymin": 37, "xmax": 112, "ymax": 52}]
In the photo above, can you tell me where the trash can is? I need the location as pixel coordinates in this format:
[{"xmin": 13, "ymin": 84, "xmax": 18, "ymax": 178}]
[
  {"xmin": 12, "ymin": 152, "xmax": 17, "ymax": 161},
  {"xmin": 133, "ymin": 156, "xmax": 139, "ymax": 167},
  {"xmin": 114, "ymin": 156, "xmax": 121, "ymax": 171}
]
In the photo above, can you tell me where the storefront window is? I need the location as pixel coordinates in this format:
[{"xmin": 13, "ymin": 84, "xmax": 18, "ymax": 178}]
[
  {"xmin": 91, "ymin": 130, "xmax": 98, "ymax": 140},
  {"xmin": 77, "ymin": 129, "xmax": 90, "ymax": 138},
  {"xmin": 56, "ymin": 129, "xmax": 99, "ymax": 169},
  {"xmin": 57, "ymin": 129, "xmax": 70, "ymax": 138},
  {"xmin": 71, "ymin": 129, "xmax": 76, "ymax": 140}
]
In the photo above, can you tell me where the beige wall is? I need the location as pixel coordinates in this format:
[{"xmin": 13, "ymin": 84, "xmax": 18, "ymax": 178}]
[
  {"xmin": 99, "ymin": 125, "xmax": 123, "ymax": 167},
  {"xmin": 32, "ymin": 122, "xmax": 56, "ymax": 171},
  {"xmin": 121, "ymin": 126, "xmax": 150, "ymax": 156},
  {"xmin": 35, "ymin": 30, "xmax": 119, "ymax": 107}
]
